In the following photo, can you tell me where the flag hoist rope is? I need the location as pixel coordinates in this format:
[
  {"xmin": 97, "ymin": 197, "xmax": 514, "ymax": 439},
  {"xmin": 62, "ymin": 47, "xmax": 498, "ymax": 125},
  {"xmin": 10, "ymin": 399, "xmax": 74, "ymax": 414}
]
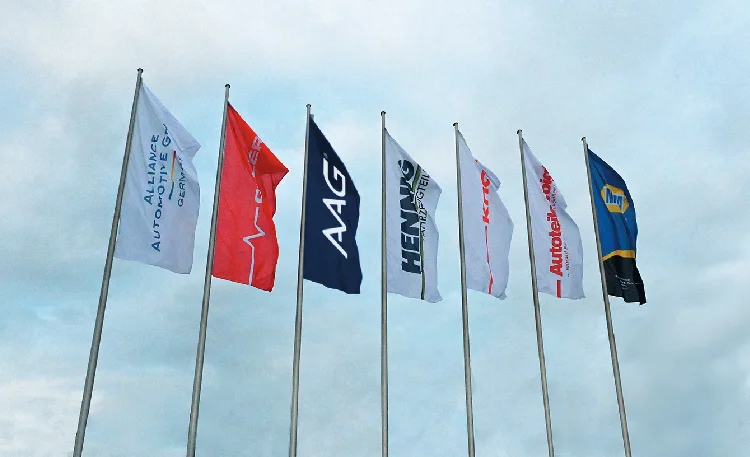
[
  {"xmin": 517, "ymin": 130, "xmax": 555, "ymax": 457},
  {"xmin": 72, "ymin": 67, "xmax": 143, "ymax": 457},
  {"xmin": 380, "ymin": 111, "xmax": 389, "ymax": 457},
  {"xmin": 185, "ymin": 83, "xmax": 231, "ymax": 457},
  {"xmin": 582, "ymin": 137, "xmax": 632, "ymax": 457},
  {"xmin": 453, "ymin": 123, "xmax": 476, "ymax": 457},
  {"xmin": 288, "ymin": 104, "xmax": 312, "ymax": 457}
]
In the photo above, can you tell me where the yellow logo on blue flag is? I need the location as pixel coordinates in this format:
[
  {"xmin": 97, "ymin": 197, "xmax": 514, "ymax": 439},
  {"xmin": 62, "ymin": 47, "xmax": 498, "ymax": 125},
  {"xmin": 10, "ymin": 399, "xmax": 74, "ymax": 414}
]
[
  {"xmin": 588, "ymin": 148, "xmax": 646, "ymax": 304},
  {"xmin": 601, "ymin": 184, "xmax": 630, "ymax": 213}
]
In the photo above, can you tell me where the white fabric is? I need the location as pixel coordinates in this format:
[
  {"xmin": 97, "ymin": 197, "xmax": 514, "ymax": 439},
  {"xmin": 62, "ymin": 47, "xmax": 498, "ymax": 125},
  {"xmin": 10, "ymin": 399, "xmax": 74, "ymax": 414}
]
[
  {"xmin": 385, "ymin": 130, "xmax": 442, "ymax": 302},
  {"xmin": 522, "ymin": 139, "xmax": 584, "ymax": 299},
  {"xmin": 114, "ymin": 84, "xmax": 201, "ymax": 273},
  {"xmin": 457, "ymin": 133, "xmax": 513, "ymax": 299}
]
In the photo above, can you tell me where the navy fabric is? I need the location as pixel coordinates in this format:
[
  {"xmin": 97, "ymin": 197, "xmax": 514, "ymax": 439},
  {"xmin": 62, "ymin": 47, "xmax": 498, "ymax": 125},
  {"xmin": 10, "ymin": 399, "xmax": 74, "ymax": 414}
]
[
  {"xmin": 589, "ymin": 148, "xmax": 646, "ymax": 304},
  {"xmin": 302, "ymin": 117, "xmax": 362, "ymax": 294}
]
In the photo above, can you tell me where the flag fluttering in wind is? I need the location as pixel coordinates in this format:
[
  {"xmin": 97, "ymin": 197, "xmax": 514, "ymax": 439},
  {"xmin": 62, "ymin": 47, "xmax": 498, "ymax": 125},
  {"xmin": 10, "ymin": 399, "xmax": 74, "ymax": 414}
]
[
  {"xmin": 522, "ymin": 139, "xmax": 585, "ymax": 299},
  {"xmin": 302, "ymin": 116, "xmax": 363, "ymax": 294},
  {"xmin": 587, "ymin": 149, "xmax": 646, "ymax": 304},
  {"xmin": 384, "ymin": 130, "xmax": 442, "ymax": 302},
  {"xmin": 457, "ymin": 132, "xmax": 513, "ymax": 299},
  {"xmin": 212, "ymin": 104, "xmax": 288, "ymax": 291},
  {"xmin": 114, "ymin": 84, "xmax": 201, "ymax": 274}
]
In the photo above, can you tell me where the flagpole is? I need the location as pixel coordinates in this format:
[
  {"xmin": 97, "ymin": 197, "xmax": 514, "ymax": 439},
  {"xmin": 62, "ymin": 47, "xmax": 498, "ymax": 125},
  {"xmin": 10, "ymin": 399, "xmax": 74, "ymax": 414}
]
[
  {"xmin": 288, "ymin": 104, "xmax": 312, "ymax": 457},
  {"xmin": 380, "ymin": 110, "xmax": 390, "ymax": 457},
  {"xmin": 185, "ymin": 83, "xmax": 230, "ymax": 457},
  {"xmin": 452, "ymin": 124, "xmax": 476, "ymax": 457},
  {"xmin": 581, "ymin": 137, "xmax": 632, "ymax": 457},
  {"xmin": 517, "ymin": 130, "xmax": 555, "ymax": 457},
  {"xmin": 72, "ymin": 68, "xmax": 143, "ymax": 457}
]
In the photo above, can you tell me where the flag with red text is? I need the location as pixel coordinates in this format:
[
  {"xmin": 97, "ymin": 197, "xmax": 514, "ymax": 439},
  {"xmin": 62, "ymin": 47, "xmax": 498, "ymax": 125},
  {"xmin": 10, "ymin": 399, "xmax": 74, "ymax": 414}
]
[
  {"xmin": 522, "ymin": 139, "xmax": 584, "ymax": 299},
  {"xmin": 457, "ymin": 132, "xmax": 513, "ymax": 299},
  {"xmin": 212, "ymin": 104, "xmax": 288, "ymax": 291}
]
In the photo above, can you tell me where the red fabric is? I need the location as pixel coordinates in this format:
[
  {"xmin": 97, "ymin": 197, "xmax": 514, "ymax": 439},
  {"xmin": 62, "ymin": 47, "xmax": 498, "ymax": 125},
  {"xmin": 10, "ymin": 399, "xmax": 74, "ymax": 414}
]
[{"xmin": 212, "ymin": 104, "xmax": 288, "ymax": 290}]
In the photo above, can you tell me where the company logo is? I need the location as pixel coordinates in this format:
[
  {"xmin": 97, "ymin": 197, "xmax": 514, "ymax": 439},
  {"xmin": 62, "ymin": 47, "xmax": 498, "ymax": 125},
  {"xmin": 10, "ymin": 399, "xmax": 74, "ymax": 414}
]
[
  {"xmin": 242, "ymin": 135, "xmax": 267, "ymax": 283},
  {"xmin": 601, "ymin": 184, "xmax": 629, "ymax": 213},
  {"xmin": 480, "ymin": 170, "xmax": 491, "ymax": 224},
  {"xmin": 143, "ymin": 124, "xmax": 189, "ymax": 253},
  {"xmin": 398, "ymin": 159, "xmax": 429, "ymax": 274},
  {"xmin": 480, "ymin": 168, "xmax": 494, "ymax": 294},
  {"xmin": 539, "ymin": 166, "xmax": 571, "ymax": 297},
  {"xmin": 321, "ymin": 154, "xmax": 348, "ymax": 258}
]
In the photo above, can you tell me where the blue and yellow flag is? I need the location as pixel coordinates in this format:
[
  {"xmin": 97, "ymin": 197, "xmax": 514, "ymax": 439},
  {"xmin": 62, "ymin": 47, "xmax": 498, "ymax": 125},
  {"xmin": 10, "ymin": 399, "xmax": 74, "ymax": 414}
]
[{"xmin": 588, "ymin": 149, "xmax": 646, "ymax": 304}]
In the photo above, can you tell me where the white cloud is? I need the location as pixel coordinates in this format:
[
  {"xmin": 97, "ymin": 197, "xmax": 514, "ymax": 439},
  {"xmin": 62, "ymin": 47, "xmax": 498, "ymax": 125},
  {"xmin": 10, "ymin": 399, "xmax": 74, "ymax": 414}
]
[{"xmin": 0, "ymin": 378, "xmax": 81, "ymax": 457}]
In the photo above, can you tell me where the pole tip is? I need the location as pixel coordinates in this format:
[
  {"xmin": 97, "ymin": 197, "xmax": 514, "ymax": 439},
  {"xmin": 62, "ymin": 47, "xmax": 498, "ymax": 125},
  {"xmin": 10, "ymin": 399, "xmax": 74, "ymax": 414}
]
[
  {"xmin": 453, "ymin": 122, "xmax": 458, "ymax": 127},
  {"xmin": 581, "ymin": 136, "xmax": 586, "ymax": 142},
  {"xmin": 381, "ymin": 110, "xmax": 386, "ymax": 116},
  {"xmin": 224, "ymin": 84, "xmax": 230, "ymax": 89},
  {"xmin": 137, "ymin": 68, "xmax": 143, "ymax": 73},
  {"xmin": 516, "ymin": 129, "xmax": 522, "ymax": 135},
  {"xmin": 306, "ymin": 103, "xmax": 311, "ymax": 109}
]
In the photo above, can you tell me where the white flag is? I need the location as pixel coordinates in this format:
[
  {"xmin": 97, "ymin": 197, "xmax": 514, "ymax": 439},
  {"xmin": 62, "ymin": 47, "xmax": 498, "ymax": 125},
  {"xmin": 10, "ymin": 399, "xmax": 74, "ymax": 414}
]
[
  {"xmin": 385, "ymin": 130, "xmax": 442, "ymax": 302},
  {"xmin": 522, "ymin": 139, "xmax": 584, "ymax": 299},
  {"xmin": 457, "ymin": 132, "xmax": 513, "ymax": 299},
  {"xmin": 114, "ymin": 84, "xmax": 201, "ymax": 273}
]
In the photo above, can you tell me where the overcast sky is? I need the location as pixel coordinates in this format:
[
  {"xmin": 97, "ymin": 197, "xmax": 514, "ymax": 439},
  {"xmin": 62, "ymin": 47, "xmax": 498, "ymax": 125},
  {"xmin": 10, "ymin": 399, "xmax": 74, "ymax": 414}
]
[{"xmin": 1, "ymin": 1, "xmax": 749, "ymax": 456}]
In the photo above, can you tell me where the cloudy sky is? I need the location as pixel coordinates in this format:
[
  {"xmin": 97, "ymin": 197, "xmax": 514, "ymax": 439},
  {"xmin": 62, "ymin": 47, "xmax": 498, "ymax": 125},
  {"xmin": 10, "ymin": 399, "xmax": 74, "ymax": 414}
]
[{"xmin": 1, "ymin": 1, "xmax": 749, "ymax": 456}]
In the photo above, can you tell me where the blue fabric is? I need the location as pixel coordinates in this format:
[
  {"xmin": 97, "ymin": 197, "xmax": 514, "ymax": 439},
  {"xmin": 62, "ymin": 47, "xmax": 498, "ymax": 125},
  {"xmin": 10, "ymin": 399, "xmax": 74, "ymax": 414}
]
[
  {"xmin": 302, "ymin": 117, "xmax": 362, "ymax": 294},
  {"xmin": 588, "ymin": 148, "xmax": 646, "ymax": 303},
  {"xmin": 588, "ymin": 148, "xmax": 638, "ymax": 258}
]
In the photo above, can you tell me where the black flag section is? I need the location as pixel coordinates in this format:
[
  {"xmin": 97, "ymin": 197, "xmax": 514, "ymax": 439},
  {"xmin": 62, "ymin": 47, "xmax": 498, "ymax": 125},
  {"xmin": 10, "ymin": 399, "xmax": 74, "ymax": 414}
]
[
  {"xmin": 603, "ymin": 255, "xmax": 646, "ymax": 304},
  {"xmin": 302, "ymin": 117, "xmax": 362, "ymax": 294}
]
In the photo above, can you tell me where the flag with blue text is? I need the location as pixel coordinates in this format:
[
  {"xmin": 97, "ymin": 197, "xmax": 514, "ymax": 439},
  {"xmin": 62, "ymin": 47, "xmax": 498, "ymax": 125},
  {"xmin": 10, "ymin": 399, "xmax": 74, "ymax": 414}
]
[
  {"xmin": 588, "ymin": 148, "xmax": 646, "ymax": 304},
  {"xmin": 115, "ymin": 84, "xmax": 201, "ymax": 273},
  {"xmin": 303, "ymin": 116, "xmax": 362, "ymax": 294},
  {"xmin": 385, "ymin": 130, "xmax": 442, "ymax": 302}
]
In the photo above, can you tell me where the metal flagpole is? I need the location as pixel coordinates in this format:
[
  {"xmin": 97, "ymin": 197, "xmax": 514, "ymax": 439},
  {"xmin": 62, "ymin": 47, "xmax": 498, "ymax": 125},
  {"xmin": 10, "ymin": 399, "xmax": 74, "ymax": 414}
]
[
  {"xmin": 517, "ymin": 130, "xmax": 555, "ymax": 457},
  {"xmin": 453, "ymin": 124, "xmax": 476, "ymax": 457},
  {"xmin": 72, "ymin": 67, "xmax": 143, "ymax": 457},
  {"xmin": 380, "ymin": 111, "xmax": 389, "ymax": 457},
  {"xmin": 185, "ymin": 83, "xmax": 231, "ymax": 457},
  {"xmin": 581, "ymin": 137, "xmax": 632, "ymax": 457},
  {"xmin": 288, "ymin": 104, "xmax": 312, "ymax": 457}
]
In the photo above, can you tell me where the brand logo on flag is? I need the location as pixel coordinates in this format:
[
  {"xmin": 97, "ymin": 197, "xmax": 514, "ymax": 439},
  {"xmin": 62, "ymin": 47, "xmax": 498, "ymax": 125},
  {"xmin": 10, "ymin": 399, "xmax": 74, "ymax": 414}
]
[
  {"xmin": 480, "ymin": 168, "xmax": 496, "ymax": 293},
  {"xmin": 115, "ymin": 84, "xmax": 201, "ymax": 274},
  {"xmin": 481, "ymin": 169, "xmax": 491, "ymax": 224},
  {"xmin": 522, "ymin": 139, "xmax": 584, "ymax": 299},
  {"xmin": 240, "ymin": 134, "xmax": 268, "ymax": 281},
  {"xmin": 303, "ymin": 116, "xmax": 362, "ymax": 294},
  {"xmin": 540, "ymin": 167, "xmax": 570, "ymax": 287},
  {"xmin": 142, "ymin": 125, "xmax": 192, "ymax": 253},
  {"xmin": 398, "ymin": 159, "xmax": 429, "ymax": 274},
  {"xmin": 322, "ymin": 154, "xmax": 349, "ymax": 258},
  {"xmin": 601, "ymin": 184, "xmax": 629, "ymax": 213},
  {"xmin": 212, "ymin": 105, "xmax": 288, "ymax": 290}
]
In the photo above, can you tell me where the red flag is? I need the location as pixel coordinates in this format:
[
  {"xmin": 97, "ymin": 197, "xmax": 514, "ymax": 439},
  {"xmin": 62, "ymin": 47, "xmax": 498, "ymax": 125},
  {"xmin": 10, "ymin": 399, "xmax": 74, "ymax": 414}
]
[{"xmin": 212, "ymin": 104, "xmax": 288, "ymax": 291}]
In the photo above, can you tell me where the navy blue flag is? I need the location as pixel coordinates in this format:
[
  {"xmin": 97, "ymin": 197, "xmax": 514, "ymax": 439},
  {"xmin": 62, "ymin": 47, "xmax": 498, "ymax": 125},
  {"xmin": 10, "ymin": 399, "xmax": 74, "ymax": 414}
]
[
  {"xmin": 588, "ymin": 149, "xmax": 646, "ymax": 304},
  {"xmin": 302, "ymin": 116, "xmax": 362, "ymax": 294}
]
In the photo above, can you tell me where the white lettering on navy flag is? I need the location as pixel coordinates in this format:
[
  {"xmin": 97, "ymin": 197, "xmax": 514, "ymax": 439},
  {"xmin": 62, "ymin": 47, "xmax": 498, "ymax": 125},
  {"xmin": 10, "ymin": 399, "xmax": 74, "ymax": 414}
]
[
  {"xmin": 522, "ymin": 140, "xmax": 584, "ymax": 299},
  {"xmin": 115, "ymin": 84, "xmax": 201, "ymax": 274},
  {"xmin": 457, "ymin": 133, "xmax": 513, "ymax": 299},
  {"xmin": 385, "ymin": 130, "xmax": 442, "ymax": 303}
]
